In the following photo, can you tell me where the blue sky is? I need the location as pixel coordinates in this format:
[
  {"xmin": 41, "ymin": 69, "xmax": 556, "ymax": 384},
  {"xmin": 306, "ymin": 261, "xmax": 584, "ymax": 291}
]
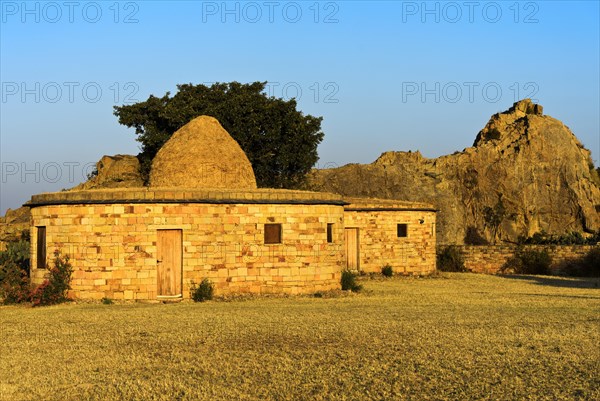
[{"xmin": 1, "ymin": 0, "xmax": 599, "ymax": 214}]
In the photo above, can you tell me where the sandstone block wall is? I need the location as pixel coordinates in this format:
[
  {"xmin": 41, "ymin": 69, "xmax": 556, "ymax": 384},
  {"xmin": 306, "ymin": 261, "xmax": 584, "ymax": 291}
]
[
  {"xmin": 454, "ymin": 244, "xmax": 599, "ymax": 274},
  {"xmin": 344, "ymin": 199, "xmax": 436, "ymax": 274},
  {"xmin": 30, "ymin": 199, "xmax": 345, "ymax": 300}
]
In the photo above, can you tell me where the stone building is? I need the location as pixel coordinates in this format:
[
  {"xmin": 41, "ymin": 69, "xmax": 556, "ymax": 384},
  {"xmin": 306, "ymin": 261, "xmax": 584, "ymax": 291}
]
[
  {"xmin": 27, "ymin": 116, "xmax": 436, "ymax": 300},
  {"xmin": 344, "ymin": 198, "xmax": 436, "ymax": 275}
]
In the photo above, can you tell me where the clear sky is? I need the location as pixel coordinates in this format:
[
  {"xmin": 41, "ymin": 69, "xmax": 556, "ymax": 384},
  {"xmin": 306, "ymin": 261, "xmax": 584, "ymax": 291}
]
[{"xmin": 1, "ymin": 0, "xmax": 599, "ymax": 214}]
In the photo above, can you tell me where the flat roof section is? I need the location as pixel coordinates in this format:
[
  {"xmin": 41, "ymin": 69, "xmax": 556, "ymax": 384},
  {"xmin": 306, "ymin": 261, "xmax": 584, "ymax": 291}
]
[{"xmin": 26, "ymin": 188, "xmax": 346, "ymax": 207}]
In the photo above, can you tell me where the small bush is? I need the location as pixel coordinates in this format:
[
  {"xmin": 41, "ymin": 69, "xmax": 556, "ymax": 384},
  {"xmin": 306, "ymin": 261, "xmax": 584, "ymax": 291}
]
[
  {"xmin": 101, "ymin": 297, "xmax": 114, "ymax": 305},
  {"xmin": 0, "ymin": 238, "xmax": 31, "ymax": 277},
  {"xmin": 381, "ymin": 265, "xmax": 393, "ymax": 277},
  {"xmin": 436, "ymin": 246, "xmax": 467, "ymax": 272},
  {"xmin": 485, "ymin": 128, "xmax": 501, "ymax": 141},
  {"xmin": 341, "ymin": 270, "xmax": 362, "ymax": 292},
  {"xmin": 190, "ymin": 278, "xmax": 214, "ymax": 302},
  {"xmin": 0, "ymin": 238, "xmax": 32, "ymax": 304},
  {"xmin": 500, "ymin": 247, "xmax": 552, "ymax": 275},
  {"xmin": 30, "ymin": 250, "xmax": 73, "ymax": 307},
  {"xmin": 560, "ymin": 247, "xmax": 600, "ymax": 277},
  {"xmin": 581, "ymin": 248, "xmax": 600, "ymax": 276},
  {"xmin": 464, "ymin": 226, "xmax": 489, "ymax": 245},
  {"xmin": 518, "ymin": 230, "xmax": 599, "ymax": 245},
  {"xmin": 0, "ymin": 261, "xmax": 31, "ymax": 304}
]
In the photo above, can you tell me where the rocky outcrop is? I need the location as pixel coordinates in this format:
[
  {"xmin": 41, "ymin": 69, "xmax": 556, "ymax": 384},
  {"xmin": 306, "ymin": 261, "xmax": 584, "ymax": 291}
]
[
  {"xmin": 309, "ymin": 99, "xmax": 600, "ymax": 244},
  {"xmin": 149, "ymin": 115, "xmax": 257, "ymax": 189},
  {"xmin": 0, "ymin": 207, "xmax": 30, "ymax": 250},
  {"xmin": 72, "ymin": 154, "xmax": 144, "ymax": 190}
]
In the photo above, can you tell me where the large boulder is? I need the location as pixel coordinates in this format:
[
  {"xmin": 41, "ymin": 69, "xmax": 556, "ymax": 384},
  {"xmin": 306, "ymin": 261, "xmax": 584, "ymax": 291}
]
[
  {"xmin": 309, "ymin": 99, "xmax": 600, "ymax": 244},
  {"xmin": 150, "ymin": 115, "xmax": 257, "ymax": 189},
  {"xmin": 73, "ymin": 154, "xmax": 144, "ymax": 190}
]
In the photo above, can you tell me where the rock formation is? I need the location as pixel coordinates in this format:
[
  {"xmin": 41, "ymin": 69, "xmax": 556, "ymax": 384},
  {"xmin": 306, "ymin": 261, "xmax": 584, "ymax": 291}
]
[
  {"xmin": 0, "ymin": 207, "xmax": 30, "ymax": 249},
  {"xmin": 308, "ymin": 99, "xmax": 600, "ymax": 244},
  {"xmin": 149, "ymin": 115, "xmax": 257, "ymax": 189},
  {"xmin": 72, "ymin": 154, "xmax": 144, "ymax": 190}
]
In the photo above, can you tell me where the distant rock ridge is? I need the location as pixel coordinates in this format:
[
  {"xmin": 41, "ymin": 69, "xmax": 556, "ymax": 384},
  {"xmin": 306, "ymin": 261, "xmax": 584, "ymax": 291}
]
[{"xmin": 308, "ymin": 99, "xmax": 600, "ymax": 244}]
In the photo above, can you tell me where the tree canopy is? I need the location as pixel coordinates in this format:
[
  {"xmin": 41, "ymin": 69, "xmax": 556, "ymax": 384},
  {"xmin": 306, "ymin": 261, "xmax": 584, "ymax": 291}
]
[{"xmin": 114, "ymin": 82, "xmax": 324, "ymax": 188}]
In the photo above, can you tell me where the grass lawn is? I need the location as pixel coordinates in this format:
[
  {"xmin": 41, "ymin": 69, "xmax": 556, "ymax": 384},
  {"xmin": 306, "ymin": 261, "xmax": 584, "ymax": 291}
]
[{"xmin": 1, "ymin": 273, "xmax": 599, "ymax": 401}]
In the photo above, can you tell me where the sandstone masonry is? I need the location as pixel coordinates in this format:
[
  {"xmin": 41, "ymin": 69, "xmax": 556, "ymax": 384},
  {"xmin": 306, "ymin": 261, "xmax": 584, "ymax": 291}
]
[
  {"xmin": 457, "ymin": 244, "xmax": 598, "ymax": 274},
  {"xmin": 344, "ymin": 198, "xmax": 436, "ymax": 275},
  {"xmin": 28, "ymin": 188, "xmax": 437, "ymax": 300}
]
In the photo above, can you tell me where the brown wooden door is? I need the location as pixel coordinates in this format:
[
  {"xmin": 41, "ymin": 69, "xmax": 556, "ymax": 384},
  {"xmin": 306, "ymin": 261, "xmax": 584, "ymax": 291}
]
[
  {"xmin": 345, "ymin": 228, "xmax": 359, "ymax": 271},
  {"xmin": 157, "ymin": 230, "xmax": 183, "ymax": 298}
]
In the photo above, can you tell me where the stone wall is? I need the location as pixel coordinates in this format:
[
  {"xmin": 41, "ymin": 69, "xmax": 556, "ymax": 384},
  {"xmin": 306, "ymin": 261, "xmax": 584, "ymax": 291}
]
[
  {"xmin": 344, "ymin": 198, "xmax": 437, "ymax": 275},
  {"xmin": 29, "ymin": 189, "xmax": 346, "ymax": 300},
  {"xmin": 450, "ymin": 244, "xmax": 599, "ymax": 274}
]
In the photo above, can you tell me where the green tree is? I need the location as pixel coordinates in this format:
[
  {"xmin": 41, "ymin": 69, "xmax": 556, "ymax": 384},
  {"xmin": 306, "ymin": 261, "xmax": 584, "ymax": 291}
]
[
  {"xmin": 114, "ymin": 82, "xmax": 324, "ymax": 188},
  {"xmin": 483, "ymin": 198, "xmax": 506, "ymax": 244}
]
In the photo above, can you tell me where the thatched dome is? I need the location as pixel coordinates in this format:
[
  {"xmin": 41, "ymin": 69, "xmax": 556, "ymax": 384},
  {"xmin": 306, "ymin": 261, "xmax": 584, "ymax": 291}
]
[{"xmin": 149, "ymin": 116, "xmax": 257, "ymax": 189}]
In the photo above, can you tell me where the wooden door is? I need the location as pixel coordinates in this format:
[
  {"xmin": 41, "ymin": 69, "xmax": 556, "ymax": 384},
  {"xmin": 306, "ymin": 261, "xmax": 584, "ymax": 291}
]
[
  {"xmin": 345, "ymin": 228, "xmax": 359, "ymax": 271},
  {"xmin": 157, "ymin": 230, "xmax": 182, "ymax": 298}
]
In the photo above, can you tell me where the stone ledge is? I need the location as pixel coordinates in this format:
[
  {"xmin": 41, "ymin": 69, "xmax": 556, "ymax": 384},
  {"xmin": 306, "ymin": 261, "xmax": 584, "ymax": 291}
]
[{"xmin": 26, "ymin": 188, "xmax": 347, "ymax": 207}]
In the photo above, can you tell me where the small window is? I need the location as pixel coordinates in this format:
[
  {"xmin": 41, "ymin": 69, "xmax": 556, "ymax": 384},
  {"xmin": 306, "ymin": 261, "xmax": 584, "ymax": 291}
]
[
  {"xmin": 37, "ymin": 226, "xmax": 46, "ymax": 269},
  {"xmin": 397, "ymin": 224, "xmax": 408, "ymax": 238},
  {"xmin": 327, "ymin": 223, "xmax": 334, "ymax": 243},
  {"xmin": 264, "ymin": 224, "xmax": 282, "ymax": 244}
]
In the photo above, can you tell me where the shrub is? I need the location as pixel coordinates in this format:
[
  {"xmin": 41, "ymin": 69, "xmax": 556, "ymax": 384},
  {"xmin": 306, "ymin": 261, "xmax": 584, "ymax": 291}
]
[
  {"xmin": 518, "ymin": 230, "xmax": 599, "ymax": 245},
  {"xmin": 560, "ymin": 247, "xmax": 600, "ymax": 277},
  {"xmin": 190, "ymin": 278, "xmax": 214, "ymax": 302},
  {"xmin": 0, "ymin": 238, "xmax": 32, "ymax": 304},
  {"xmin": 581, "ymin": 247, "xmax": 600, "ymax": 276},
  {"xmin": 464, "ymin": 226, "xmax": 489, "ymax": 245},
  {"xmin": 483, "ymin": 199, "xmax": 506, "ymax": 244},
  {"xmin": 500, "ymin": 247, "xmax": 552, "ymax": 275},
  {"xmin": 436, "ymin": 246, "xmax": 467, "ymax": 272},
  {"xmin": 0, "ymin": 260, "xmax": 31, "ymax": 304},
  {"xmin": 30, "ymin": 250, "xmax": 73, "ymax": 307},
  {"xmin": 485, "ymin": 128, "xmax": 501, "ymax": 141},
  {"xmin": 101, "ymin": 297, "xmax": 114, "ymax": 305},
  {"xmin": 0, "ymin": 238, "xmax": 30, "ymax": 276},
  {"xmin": 341, "ymin": 270, "xmax": 362, "ymax": 292},
  {"xmin": 381, "ymin": 265, "xmax": 393, "ymax": 277}
]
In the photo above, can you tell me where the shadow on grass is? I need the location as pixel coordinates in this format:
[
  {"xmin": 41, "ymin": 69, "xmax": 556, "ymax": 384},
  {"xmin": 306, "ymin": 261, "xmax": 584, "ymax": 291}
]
[{"xmin": 497, "ymin": 274, "xmax": 600, "ymax": 290}]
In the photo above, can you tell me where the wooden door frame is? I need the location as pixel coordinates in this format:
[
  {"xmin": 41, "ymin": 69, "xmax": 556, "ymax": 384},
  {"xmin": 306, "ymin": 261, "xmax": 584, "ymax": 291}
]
[
  {"xmin": 156, "ymin": 229, "xmax": 183, "ymax": 299},
  {"xmin": 344, "ymin": 227, "xmax": 360, "ymax": 271}
]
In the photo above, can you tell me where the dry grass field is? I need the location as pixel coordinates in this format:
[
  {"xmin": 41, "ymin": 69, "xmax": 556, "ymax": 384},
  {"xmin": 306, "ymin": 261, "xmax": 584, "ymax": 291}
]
[{"xmin": 1, "ymin": 273, "xmax": 599, "ymax": 401}]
